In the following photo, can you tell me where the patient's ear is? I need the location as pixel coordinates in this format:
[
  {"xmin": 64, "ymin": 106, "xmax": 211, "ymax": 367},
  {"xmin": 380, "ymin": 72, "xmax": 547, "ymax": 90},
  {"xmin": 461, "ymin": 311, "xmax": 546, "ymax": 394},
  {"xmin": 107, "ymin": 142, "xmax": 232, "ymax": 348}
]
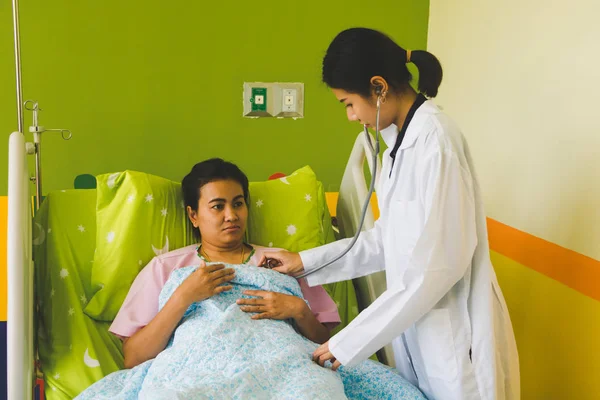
[{"xmin": 187, "ymin": 206, "xmax": 198, "ymax": 228}]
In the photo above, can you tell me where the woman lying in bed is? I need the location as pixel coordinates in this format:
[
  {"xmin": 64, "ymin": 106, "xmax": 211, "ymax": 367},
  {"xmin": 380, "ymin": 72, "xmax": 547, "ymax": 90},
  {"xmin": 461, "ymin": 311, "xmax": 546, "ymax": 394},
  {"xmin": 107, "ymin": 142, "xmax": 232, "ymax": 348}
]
[
  {"xmin": 76, "ymin": 158, "xmax": 426, "ymax": 399},
  {"xmin": 110, "ymin": 158, "xmax": 341, "ymax": 369}
]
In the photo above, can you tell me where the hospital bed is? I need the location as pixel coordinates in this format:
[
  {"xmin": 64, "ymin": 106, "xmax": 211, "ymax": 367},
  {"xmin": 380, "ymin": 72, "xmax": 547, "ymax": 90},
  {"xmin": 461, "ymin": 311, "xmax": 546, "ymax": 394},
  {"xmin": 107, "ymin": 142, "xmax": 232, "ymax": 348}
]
[{"xmin": 7, "ymin": 127, "xmax": 395, "ymax": 399}]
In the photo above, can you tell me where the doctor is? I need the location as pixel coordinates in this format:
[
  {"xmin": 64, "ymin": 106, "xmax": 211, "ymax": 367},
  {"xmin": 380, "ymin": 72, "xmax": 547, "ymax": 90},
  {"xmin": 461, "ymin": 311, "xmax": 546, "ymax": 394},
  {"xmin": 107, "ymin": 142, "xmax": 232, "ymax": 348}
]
[{"xmin": 260, "ymin": 28, "xmax": 520, "ymax": 400}]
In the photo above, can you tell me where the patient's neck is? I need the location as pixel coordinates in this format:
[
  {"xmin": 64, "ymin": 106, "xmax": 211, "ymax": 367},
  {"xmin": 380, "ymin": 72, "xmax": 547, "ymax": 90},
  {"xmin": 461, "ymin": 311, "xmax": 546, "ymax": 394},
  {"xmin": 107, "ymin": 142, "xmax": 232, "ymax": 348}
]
[{"xmin": 200, "ymin": 240, "xmax": 247, "ymax": 264}]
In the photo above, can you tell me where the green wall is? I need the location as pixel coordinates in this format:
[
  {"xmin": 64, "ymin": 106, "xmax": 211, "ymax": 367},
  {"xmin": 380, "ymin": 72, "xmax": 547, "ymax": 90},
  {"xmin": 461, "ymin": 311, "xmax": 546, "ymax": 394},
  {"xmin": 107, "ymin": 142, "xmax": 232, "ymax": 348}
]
[{"xmin": 1, "ymin": 1, "xmax": 430, "ymax": 195}]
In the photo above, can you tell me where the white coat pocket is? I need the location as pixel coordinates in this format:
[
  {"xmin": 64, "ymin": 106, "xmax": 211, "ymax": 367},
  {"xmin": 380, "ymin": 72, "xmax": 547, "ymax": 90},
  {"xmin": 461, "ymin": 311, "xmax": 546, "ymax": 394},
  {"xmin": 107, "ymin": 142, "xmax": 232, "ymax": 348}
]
[
  {"xmin": 416, "ymin": 308, "xmax": 458, "ymax": 382},
  {"xmin": 390, "ymin": 199, "xmax": 421, "ymax": 255}
]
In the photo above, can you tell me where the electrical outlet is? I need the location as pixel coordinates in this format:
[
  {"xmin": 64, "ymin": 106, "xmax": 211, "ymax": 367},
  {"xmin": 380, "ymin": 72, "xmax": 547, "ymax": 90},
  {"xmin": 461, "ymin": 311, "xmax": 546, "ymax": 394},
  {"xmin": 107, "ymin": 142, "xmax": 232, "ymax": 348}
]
[
  {"xmin": 282, "ymin": 89, "xmax": 297, "ymax": 112},
  {"xmin": 243, "ymin": 82, "xmax": 303, "ymax": 118},
  {"xmin": 274, "ymin": 83, "xmax": 304, "ymax": 118}
]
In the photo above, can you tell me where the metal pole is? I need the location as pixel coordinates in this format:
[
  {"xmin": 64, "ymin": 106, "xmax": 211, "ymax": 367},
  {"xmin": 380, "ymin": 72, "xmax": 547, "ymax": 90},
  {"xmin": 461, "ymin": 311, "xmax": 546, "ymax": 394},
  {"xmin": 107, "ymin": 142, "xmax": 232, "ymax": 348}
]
[
  {"xmin": 12, "ymin": 0, "xmax": 24, "ymax": 134},
  {"xmin": 33, "ymin": 108, "xmax": 41, "ymax": 210}
]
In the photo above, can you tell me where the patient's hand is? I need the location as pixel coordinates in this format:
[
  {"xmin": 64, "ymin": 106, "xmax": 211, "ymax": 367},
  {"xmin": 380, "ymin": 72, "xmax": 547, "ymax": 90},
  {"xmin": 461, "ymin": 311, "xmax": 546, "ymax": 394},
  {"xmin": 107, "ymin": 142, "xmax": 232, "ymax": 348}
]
[
  {"xmin": 237, "ymin": 290, "xmax": 306, "ymax": 321},
  {"xmin": 176, "ymin": 262, "xmax": 235, "ymax": 306}
]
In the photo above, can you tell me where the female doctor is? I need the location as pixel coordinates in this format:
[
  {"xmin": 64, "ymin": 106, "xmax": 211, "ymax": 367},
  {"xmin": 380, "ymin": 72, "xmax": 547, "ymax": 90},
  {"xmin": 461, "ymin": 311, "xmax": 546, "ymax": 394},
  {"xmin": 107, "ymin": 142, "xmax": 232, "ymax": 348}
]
[{"xmin": 260, "ymin": 28, "xmax": 520, "ymax": 400}]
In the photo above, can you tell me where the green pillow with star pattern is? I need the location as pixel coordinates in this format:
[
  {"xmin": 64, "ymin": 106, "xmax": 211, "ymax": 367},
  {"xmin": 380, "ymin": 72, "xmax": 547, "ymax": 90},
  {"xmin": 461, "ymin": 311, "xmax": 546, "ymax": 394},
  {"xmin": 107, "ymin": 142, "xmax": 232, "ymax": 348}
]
[
  {"xmin": 247, "ymin": 166, "xmax": 360, "ymax": 337},
  {"xmin": 246, "ymin": 165, "xmax": 330, "ymax": 252},
  {"xmin": 33, "ymin": 189, "xmax": 125, "ymax": 399},
  {"xmin": 84, "ymin": 170, "xmax": 196, "ymax": 321}
]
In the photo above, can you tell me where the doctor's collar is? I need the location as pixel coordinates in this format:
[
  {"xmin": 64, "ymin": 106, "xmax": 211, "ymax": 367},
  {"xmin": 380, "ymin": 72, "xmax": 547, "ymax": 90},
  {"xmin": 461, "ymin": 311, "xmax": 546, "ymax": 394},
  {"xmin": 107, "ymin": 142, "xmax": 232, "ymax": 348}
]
[
  {"xmin": 388, "ymin": 93, "xmax": 428, "ymax": 175},
  {"xmin": 380, "ymin": 124, "xmax": 399, "ymax": 148}
]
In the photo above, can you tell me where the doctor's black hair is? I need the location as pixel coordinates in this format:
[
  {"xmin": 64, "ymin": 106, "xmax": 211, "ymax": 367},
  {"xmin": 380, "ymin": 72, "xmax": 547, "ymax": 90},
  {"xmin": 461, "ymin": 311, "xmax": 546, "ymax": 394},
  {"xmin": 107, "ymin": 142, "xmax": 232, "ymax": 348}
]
[
  {"xmin": 181, "ymin": 158, "xmax": 250, "ymax": 240},
  {"xmin": 322, "ymin": 27, "xmax": 443, "ymax": 98}
]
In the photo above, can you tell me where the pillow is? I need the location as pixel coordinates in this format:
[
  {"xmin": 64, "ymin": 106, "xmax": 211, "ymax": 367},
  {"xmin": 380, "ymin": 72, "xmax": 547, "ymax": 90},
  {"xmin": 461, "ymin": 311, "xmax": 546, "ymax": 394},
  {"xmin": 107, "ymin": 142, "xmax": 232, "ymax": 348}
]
[
  {"xmin": 247, "ymin": 166, "xmax": 330, "ymax": 252},
  {"xmin": 33, "ymin": 190, "xmax": 124, "ymax": 398},
  {"xmin": 84, "ymin": 171, "xmax": 195, "ymax": 321}
]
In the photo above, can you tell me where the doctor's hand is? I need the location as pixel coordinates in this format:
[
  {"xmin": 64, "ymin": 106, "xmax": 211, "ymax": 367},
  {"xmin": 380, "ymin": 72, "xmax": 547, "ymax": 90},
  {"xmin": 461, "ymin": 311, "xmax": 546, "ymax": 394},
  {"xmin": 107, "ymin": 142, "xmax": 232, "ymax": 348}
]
[
  {"xmin": 313, "ymin": 341, "xmax": 342, "ymax": 371},
  {"xmin": 237, "ymin": 290, "xmax": 306, "ymax": 320},
  {"xmin": 257, "ymin": 251, "xmax": 304, "ymax": 276}
]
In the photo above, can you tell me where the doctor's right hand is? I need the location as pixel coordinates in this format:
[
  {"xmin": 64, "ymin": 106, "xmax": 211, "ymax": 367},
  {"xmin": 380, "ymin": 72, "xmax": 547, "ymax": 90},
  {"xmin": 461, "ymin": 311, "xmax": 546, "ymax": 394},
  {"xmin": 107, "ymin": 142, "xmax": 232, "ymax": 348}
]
[{"xmin": 257, "ymin": 251, "xmax": 304, "ymax": 277}]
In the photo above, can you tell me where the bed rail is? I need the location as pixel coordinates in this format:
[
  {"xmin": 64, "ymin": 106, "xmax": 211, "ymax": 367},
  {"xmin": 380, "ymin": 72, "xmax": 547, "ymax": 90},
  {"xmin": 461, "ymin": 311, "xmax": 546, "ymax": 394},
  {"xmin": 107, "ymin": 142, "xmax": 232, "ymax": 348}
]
[
  {"xmin": 336, "ymin": 130, "xmax": 396, "ymax": 367},
  {"xmin": 7, "ymin": 131, "xmax": 34, "ymax": 400}
]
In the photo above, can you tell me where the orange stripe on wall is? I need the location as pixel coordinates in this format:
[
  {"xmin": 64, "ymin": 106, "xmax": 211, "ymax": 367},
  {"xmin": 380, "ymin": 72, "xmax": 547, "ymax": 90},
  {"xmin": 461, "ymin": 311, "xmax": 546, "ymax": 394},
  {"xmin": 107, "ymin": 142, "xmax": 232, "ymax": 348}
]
[
  {"xmin": 487, "ymin": 218, "xmax": 600, "ymax": 302},
  {"xmin": 0, "ymin": 196, "xmax": 7, "ymax": 321}
]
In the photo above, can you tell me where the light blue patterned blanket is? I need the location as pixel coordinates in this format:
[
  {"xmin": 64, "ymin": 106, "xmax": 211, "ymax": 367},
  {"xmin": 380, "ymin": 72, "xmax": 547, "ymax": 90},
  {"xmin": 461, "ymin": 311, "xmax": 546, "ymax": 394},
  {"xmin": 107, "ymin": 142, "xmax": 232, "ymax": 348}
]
[{"xmin": 75, "ymin": 264, "xmax": 426, "ymax": 399}]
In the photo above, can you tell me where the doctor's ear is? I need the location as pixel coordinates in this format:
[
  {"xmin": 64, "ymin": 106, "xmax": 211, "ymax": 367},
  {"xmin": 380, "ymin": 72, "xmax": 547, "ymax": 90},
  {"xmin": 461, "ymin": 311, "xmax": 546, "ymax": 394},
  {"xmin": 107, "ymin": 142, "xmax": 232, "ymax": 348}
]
[{"xmin": 370, "ymin": 76, "xmax": 389, "ymax": 100}]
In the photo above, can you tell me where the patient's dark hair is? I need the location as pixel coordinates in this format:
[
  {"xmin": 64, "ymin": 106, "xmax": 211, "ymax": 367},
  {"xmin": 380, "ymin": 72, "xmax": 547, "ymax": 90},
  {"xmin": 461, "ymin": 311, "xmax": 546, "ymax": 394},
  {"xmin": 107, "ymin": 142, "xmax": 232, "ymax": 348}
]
[
  {"xmin": 181, "ymin": 158, "xmax": 249, "ymax": 239},
  {"xmin": 322, "ymin": 27, "xmax": 443, "ymax": 98}
]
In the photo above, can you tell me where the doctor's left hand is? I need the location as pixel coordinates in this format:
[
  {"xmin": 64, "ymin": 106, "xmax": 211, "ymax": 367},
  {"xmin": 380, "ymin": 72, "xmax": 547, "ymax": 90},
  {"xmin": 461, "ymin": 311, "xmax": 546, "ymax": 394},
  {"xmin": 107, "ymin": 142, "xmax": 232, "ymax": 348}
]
[
  {"xmin": 237, "ymin": 290, "xmax": 306, "ymax": 320},
  {"xmin": 313, "ymin": 341, "xmax": 342, "ymax": 371}
]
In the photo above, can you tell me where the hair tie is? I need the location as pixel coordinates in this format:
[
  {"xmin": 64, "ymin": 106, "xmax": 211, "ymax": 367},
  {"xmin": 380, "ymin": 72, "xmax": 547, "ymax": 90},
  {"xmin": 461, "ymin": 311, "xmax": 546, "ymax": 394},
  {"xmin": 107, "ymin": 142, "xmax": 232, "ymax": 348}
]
[{"xmin": 406, "ymin": 49, "xmax": 412, "ymax": 64}]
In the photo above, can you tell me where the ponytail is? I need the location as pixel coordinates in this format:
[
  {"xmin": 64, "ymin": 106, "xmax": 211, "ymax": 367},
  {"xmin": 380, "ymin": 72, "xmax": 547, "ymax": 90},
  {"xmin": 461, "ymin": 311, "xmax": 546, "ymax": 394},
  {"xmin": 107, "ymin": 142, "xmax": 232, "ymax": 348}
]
[
  {"xmin": 409, "ymin": 50, "xmax": 443, "ymax": 98},
  {"xmin": 322, "ymin": 28, "xmax": 444, "ymax": 99}
]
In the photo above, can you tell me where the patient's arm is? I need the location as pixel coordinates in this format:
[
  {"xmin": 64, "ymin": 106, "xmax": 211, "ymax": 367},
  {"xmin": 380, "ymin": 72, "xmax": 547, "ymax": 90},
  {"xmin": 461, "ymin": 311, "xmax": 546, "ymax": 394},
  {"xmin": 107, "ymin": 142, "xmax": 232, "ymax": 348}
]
[
  {"xmin": 293, "ymin": 304, "xmax": 331, "ymax": 344},
  {"xmin": 123, "ymin": 291, "xmax": 190, "ymax": 368},
  {"xmin": 123, "ymin": 263, "xmax": 235, "ymax": 368},
  {"xmin": 237, "ymin": 290, "xmax": 330, "ymax": 344}
]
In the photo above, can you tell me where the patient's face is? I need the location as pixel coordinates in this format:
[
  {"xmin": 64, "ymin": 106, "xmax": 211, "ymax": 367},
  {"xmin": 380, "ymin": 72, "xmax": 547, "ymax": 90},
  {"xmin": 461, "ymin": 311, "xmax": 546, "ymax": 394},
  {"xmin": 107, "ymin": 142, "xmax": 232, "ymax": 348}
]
[{"xmin": 196, "ymin": 179, "xmax": 248, "ymax": 247}]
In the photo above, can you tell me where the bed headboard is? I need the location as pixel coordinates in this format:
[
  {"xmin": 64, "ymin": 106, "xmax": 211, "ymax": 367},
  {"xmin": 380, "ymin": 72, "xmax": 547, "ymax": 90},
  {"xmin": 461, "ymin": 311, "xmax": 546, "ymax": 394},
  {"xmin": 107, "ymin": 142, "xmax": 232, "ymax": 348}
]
[
  {"xmin": 7, "ymin": 131, "xmax": 34, "ymax": 400},
  {"xmin": 336, "ymin": 130, "xmax": 396, "ymax": 368}
]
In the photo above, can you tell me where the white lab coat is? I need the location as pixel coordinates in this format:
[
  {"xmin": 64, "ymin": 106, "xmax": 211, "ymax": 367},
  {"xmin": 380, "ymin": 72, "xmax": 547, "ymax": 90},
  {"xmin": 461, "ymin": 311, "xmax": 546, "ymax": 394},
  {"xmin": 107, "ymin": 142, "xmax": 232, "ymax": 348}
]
[{"xmin": 300, "ymin": 100, "xmax": 520, "ymax": 400}]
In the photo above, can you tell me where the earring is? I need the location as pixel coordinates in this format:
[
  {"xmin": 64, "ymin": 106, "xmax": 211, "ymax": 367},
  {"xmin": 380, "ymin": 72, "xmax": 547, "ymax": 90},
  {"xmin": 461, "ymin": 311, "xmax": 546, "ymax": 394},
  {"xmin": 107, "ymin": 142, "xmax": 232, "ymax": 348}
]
[{"xmin": 380, "ymin": 90, "xmax": 388, "ymax": 104}]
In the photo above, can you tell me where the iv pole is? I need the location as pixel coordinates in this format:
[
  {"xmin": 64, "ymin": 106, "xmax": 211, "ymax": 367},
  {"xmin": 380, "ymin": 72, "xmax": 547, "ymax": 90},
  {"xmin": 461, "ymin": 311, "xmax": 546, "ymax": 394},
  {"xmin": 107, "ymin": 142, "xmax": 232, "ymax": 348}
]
[
  {"xmin": 12, "ymin": 0, "xmax": 24, "ymax": 134},
  {"xmin": 9, "ymin": 2, "xmax": 72, "ymax": 398},
  {"xmin": 11, "ymin": 0, "xmax": 71, "ymax": 211}
]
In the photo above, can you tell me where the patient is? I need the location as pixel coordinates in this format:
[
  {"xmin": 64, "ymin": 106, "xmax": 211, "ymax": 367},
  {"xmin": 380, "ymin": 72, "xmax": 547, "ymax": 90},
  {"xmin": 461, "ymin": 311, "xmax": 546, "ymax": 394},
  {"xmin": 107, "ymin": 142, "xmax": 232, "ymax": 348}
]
[
  {"xmin": 109, "ymin": 158, "xmax": 341, "ymax": 369},
  {"xmin": 76, "ymin": 159, "xmax": 427, "ymax": 399}
]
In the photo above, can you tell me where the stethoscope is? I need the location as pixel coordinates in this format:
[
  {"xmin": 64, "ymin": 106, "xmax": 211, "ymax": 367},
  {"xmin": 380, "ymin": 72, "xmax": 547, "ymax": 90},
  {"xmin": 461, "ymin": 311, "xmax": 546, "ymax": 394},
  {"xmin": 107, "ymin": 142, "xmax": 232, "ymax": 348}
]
[
  {"xmin": 260, "ymin": 92, "xmax": 426, "ymax": 278},
  {"xmin": 293, "ymin": 95, "xmax": 383, "ymax": 279}
]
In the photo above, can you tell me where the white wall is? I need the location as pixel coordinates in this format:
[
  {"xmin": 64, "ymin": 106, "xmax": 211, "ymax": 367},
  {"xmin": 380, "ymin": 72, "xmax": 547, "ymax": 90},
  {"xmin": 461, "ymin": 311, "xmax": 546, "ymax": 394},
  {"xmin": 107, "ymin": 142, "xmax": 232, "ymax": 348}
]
[{"xmin": 427, "ymin": 0, "xmax": 600, "ymax": 260}]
